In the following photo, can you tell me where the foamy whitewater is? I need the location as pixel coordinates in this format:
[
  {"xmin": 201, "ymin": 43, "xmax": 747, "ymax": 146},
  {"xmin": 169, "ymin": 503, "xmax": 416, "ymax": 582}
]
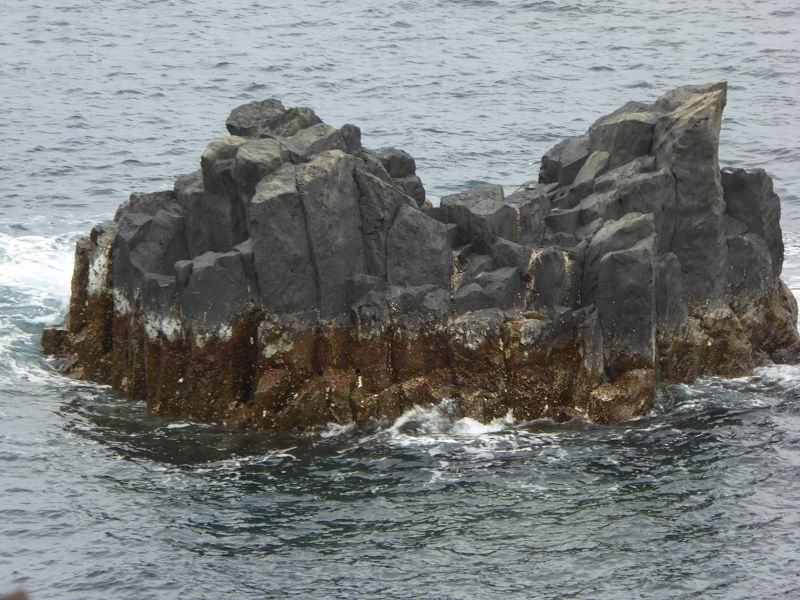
[{"xmin": 2, "ymin": 1, "xmax": 800, "ymax": 598}]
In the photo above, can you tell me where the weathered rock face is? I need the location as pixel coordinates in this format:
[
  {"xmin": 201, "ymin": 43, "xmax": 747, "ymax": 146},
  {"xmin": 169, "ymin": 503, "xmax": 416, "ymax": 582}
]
[{"xmin": 43, "ymin": 85, "xmax": 800, "ymax": 429}]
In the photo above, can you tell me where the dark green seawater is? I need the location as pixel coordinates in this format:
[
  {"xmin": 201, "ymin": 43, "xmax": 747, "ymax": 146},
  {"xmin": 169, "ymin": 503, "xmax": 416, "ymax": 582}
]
[{"xmin": 2, "ymin": 1, "xmax": 800, "ymax": 597}]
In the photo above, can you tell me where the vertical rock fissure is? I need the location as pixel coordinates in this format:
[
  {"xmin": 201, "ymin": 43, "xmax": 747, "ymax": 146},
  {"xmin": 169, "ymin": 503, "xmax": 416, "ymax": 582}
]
[
  {"xmin": 347, "ymin": 382, "xmax": 359, "ymax": 424},
  {"xmin": 140, "ymin": 308, "xmax": 151, "ymax": 403},
  {"xmin": 155, "ymin": 339, "xmax": 165, "ymax": 408},
  {"xmin": 668, "ymin": 168, "xmax": 681, "ymax": 283},
  {"xmin": 292, "ymin": 170, "xmax": 324, "ymax": 377},
  {"xmin": 349, "ymin": 170, "xmax": 369, "ymax": 276},
  {"xmin": 384, "ymin": 297, "xmax": 398, "ymax": 384},
  {"xmin": 293, "ymin": 170, "xmax": 323, "ymax": 312},
  {"xmin": 247, "ymin": 322, "xmax": 260, "ymax": 405},
  {"xmin": 353, "ymin": 174, "xmax": 375, "ymax": 278},
  {"xmin": 384, "ymin": 196, "xmax": 410, "ymax": 283},
  {"xmin": 500, "ymin": 324, "xmax": 511, "ymax": 393}
]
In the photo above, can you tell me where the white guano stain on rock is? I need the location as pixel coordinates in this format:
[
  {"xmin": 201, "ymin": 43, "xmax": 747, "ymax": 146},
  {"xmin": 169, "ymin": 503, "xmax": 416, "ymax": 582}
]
[
  {"xmin": 113, "ymin": 288, "xmax": 132, "ymax": 315},
  {"xmin": 194, "ymin": 324, "xmax": 234, "ymax": 348},
  {"xmin": 262, "ymin": 337, "xmax": 294, "ymax": 359},
  {"xmin": 142, "ymin": 311, "xmax": 182, "ymax": 342},
  {"xmin": 86, "ymin": 244, "xmax": 110, "ymax": 296}
]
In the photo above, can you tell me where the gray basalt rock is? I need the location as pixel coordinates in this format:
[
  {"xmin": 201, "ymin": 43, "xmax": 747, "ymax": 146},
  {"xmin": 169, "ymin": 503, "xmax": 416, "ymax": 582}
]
[
  {"xmin": 284, "ymin": 123, "xmax": 348, "ymax": 160},
  {"xmin": 529, "ymin": 246, "xmax": 568, "ymax": 314},
  {"xmin": 440, "ymin": 185, "xmax": 516, "ymax": 252},
  {"xmin": 454, "ymin": 283, "xmax": 493, "ymax": 314},
  {"xmin": 652, "ymin": 82, "xmax": 728, "ymax": 307},
  {"xmin": 249, "ymin": 164, "xmax": 317, "ymax": 314},
  {"xmin": 386, "ymin": 203, "xmax": 452, "ymax": 289},
  {"xmin": 201, "ymin": 136, "xmax": 247, "ymax": 192},
  {"xmin": 293, "ymin": 151, "xmax": 367, "ymax": 317},
  {"xmin": 596, "ymin": 243, "xmax": 656, "ymax": 376},
  {"xmin": 357, "ymin": 149, "xmax": 394, "ymax": 182},
  {"xmin": 722, "ymin": 167, "xmax": 783, "ymax": 278},
  {"xmin": 398, "ymin": 174, "xmax": 426, "ymax": 206},
  {"xmin": 593, "ymin": 156, "xmax": 656, "ymax": 193},
  {"xmin": 112, "ymin": 193, "xmax": 188, "ymax": 296},
  {"xmin": 359, "ymin": 148, "xmax": 425, "ymax": 206},
  {"xmin": 339, "ymin": 124, "xmax": 362, "ymax": 154},
  {"xmin": 574, "ymin": 151, "xmax": 610, "ymax": 186},
  {"xmin": 176, "ymin": 243, "xmax": 258, "ymax": 334},
  {"xmin": 353, "ymin": 168, "xmax": 417, "ymax": 280},
  {"xmin": 491, "ymin": 238, "xmax": 534, "ymax": 272},
  {"xmin": 376, "ymin": 147, "xmax": 416, "ymax": 178},
  {"xmin": 655, "ymin": 253, "xmax": 688, "ymax": 332},
  {"xmin": 175, "ymin": 169, "xmax": 247, "ymax": 257},
  {"xmin": 582, "ymin": 212, "xmax": 655, "ymax": 303},
  {"xmin": 225, "ymin": 99, "xmax": 286, "ymax": 137},
  {"xmin": 506, "ymin": 183, "xmax": 552, "ymax": 246},
  {"xmin": 44, "ymin": 85, "xmax": 800, "ymax": 431},
  {"xmin": 589, "ymin": 109, "xmax": 657, "ymax": 170},
  {"xmin": 539, "ymin": 135, "xmax": 591, "ymax": 186},
  {"xmin": 471, "ymin": 267, "xmax": 525, "ymax": 311},
  {"xmin": 726, "ymin": 232, "xmax": 774, "ymax": 309},
  {"xmin": 234, "ymin": 138, "xmax": 291, "ymax": 197},
  {"xmin": 226, "ymin": 99, "xmax": 321, "ymax": 138}
]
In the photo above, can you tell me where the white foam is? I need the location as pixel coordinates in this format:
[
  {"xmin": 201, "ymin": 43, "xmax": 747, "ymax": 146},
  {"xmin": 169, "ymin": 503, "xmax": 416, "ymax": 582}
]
[
  {"xmin": 0, "ymin": 232, "xmax": 74, "ymax": 300},
  {"xmin": 320, "ymin": 421, "xmax": 356, "ymax": 438},
  {"xmin": 383, "ymin": 398, "xmax": 517, "ymax": 450},
  {"xmin": 0, "ymin": 232, "xmax": 76, "ymax": 383},
  {"xmin": 755, "ymin": 362, "xmax": 800, "ymax": 387},
  {"xmin": 451, "ymin": 412, "xmax": 515, "ymax": 436}
]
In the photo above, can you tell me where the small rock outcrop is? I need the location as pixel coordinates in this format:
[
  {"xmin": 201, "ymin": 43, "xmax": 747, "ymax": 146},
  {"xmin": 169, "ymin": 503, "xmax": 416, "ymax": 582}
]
[{"xmin": 43, "ymin": 84, "xmax": 800, "ymax": 429}]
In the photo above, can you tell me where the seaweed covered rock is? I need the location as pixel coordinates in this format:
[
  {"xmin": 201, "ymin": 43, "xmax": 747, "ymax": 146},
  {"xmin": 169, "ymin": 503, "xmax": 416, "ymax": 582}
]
[{"xmin": 43, "ymin": 83, "xmax": 800, "ymax": 429}]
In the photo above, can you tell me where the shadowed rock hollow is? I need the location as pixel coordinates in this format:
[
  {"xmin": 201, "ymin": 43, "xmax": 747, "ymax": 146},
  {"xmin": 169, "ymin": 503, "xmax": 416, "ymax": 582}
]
[{"xmin": 42, "ymin": 83, "xmax": 800, "ymax": 429}]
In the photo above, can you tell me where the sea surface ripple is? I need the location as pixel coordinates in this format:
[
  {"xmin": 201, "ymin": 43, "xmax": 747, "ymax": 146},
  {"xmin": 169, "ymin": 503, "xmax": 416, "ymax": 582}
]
[{"xmin": 1, "ymin": 0, "xmax": 799, "ymax": 598}]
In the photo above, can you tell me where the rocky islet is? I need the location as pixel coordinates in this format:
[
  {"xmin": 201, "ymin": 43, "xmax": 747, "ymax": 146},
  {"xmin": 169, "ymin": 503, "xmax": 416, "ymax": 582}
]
[{"xmin": 42, "ymin": 82, "xmax": 800, "ymax": 429}]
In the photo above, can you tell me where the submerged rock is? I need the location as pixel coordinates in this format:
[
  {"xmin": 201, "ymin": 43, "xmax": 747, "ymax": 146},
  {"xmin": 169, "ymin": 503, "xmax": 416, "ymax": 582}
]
[{"xmin": 43, "ymin": 83, "xmax": 800, "ymax": 429}]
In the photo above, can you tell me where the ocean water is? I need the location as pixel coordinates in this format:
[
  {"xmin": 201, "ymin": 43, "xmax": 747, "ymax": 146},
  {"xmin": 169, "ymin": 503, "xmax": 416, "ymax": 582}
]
[{"xmin": 2, "ymin": 0, "xmax": 800, "ymax": 597}]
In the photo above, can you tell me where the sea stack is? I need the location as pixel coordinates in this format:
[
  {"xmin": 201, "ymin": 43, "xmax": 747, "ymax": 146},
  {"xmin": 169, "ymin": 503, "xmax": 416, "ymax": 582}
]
[{"xmin": 42, "ymin": 83, "xmax": 800, "ymax": 429}]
